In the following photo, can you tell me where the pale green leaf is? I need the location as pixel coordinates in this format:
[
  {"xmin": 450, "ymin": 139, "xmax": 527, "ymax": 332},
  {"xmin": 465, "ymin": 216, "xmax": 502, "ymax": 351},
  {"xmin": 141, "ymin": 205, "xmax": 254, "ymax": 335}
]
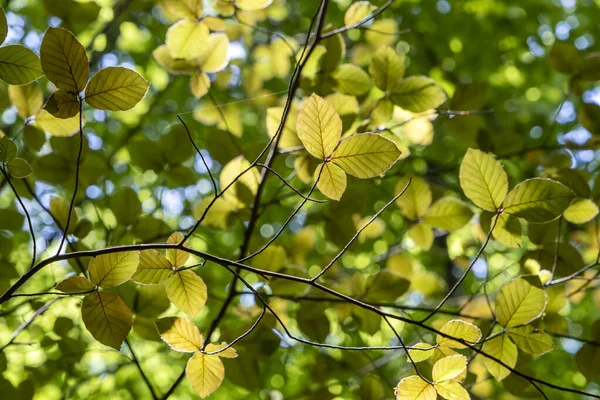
[
  {"xmin": 432, "ymin": 355, "xmax": 467, "ymax": 382},
  {"xmin": 330, "ymin": 133, "xmax": 401, "ymax": 178},
  {"xmin": 132, "ymin": 249, "xmax": 173, "ymax": 284},
  {"xmin": 315, "ymin": 162, "xmax": 347, "ymax": 201},
  {"xmin": 236, "ymin": 0, "xmax": 272, "ymax": 11},
  {"xmin": 486, "ymin": 212, "xmax": 522, "ymax": 248},
  {"xmin": 503, "ymin": 178, "xmax": 574, "ymax": 223},
  {"xmin": 435, "ymin": 380, "xmax": 470, "ymax": 400},
  {"xmin": 40, "ymin": 27, "xmax": 89, "ymax": 93},
  {"xmin": 496, "ymin": 276, "xmax": 546, "ymax": 328},
  {"xmin": 395, "ymin": 176, "xmax": 432, "ymax": 220},
  {"xmin": 459, "ymin": 148, "xmax": 508, "ymax": 211},
  {"xmin": 81, "ymin": 291, "xmax": 132, "ymax": 349},
  {"xmin": 49, "ymin": 196, "xmax": 78, "ymax": 232},
  {"xmin": 7, "ymin": 157, "xmax": 32, "ymax": 178},
  {"xmin": 266, "ymin": 105, "xmax": 301, "ymax": 149},
  {"xmin": 344, "ymin": 1, "xmax": 376, "ymax": 26},
  {"xmin": 153, "ymin": 44, "xmax": 198, "ymax": 75},
  {"xmin": 296, "ymin": 93, "xmax": 342, "ymax": 159},
  {"xmin": 507, "ymin": 326, "xmax": 555, "ymax": 355},
  {"xmin": 197, "ymin": 33, "xmax": 229, "ymax": 73},
  {"xmin": 390, "ymin": 76, "xmax": 447, "ymax": 113},
  {"xmin": 84, "ymin": 67, "xmax": 149, "ymax": 111},
  {"xmin": 186, "ymin": 353, "xmax": 225, "ymax": 398},
  {"xmin": 167, "ymin": 232, "xmax": 190, "ymax": 267},
  {"xmin": 422, "ymin": 197, "xmax": 473, "ymax": 232},
  {"xmin": 0, "ymin": 45, "xmax": 43, "ymax": 85},
  {"xmin": 369, "ymin": 46, "xmax": 405, "ymax": 91},
  {"xmin": 332, "ymin": 64, "xmax": 372, "ymax": 96},
  {"xmin": 88, "ymin": 251, "xmax": 139, "ymax": 288},
  {"xmin": 55, "ymin": 276, "xmax": 95, "ymax": 293},
  {"xmin": 8, "ymin": 82, "xmax": 43, "ymax": 118},
  {"xmin": 407, "ymin": 223, "xmax": 433, "ymax": 250},
  {"xmin": 563, "ymin": 198, "xmax": 599, "ymax": 224},
  {"xmin": 395, "ymin": 375, "xmax": 436, "ymax": 400},
  {"xmin": 482, "ymin": 334, "xmax": 517, "ymax": 381},
  {"xmin": 44, "ymin": 89, "xmax": 80, "ymax": 119},
  {"xmin": 191, "ymin": 72, "xmax": 210, "ymax": 98},
  {"xmin": 165, "ymin": 270, "xmax": 207, "ymax": 317},
  {"xmin": 0, "ymin": 136, "xmax": 16, "ymax": 162},
  {"xmin": 436, "ymin": 319, "xmax": 482, "ymax": 349},
  {"xmin": 156, "ymin": 317, "xmax": 203, "ymax": 352},
  {"xmin": 407, "ymin": 342, "xmax": 435, "ymax": 363},
  {"xmin": 161, "ymin": 0, "xmax": 203, "ymax": 19},
  {"xmin": 166, "ymin": 20, "xmax": 210, "ymax": 60}
]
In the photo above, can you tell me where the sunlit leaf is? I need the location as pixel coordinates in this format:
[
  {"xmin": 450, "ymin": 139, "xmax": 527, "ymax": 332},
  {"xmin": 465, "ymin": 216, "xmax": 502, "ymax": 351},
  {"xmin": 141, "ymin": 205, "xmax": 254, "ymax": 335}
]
[
  {"xmin": 132, "ymin": 249, "xmax": 173, "ymax": 284},
  {"xmin": 186, "ymin": 352, "xmax": 225, "ymax": 398},
  {"xmin": 236, "ymin": 0, "xmax": 272, "ymax": 11},
  {"xmin": 35, "ymin": 109, "xmax": 81, "ymax": 137},
  {"xmin": 459, "ymin": 148, "xmax": 508, "ymax": 211},
  {"xmin": 8, "ymin": 82, "xmax": 43, "ymax": 118},
  {"xmin": 408, "ymin": 342, "xmax": 435, "ymax": 362},
  {"xmin": 395, "ymin": 176, "xmax": 431, "ymax": 220},
  {"xmin": 563, "ymin": 198, "xmax": 599, "ymax": 224},
  {"xmin": 422, "ymin": 197, "xmax": 473, "ymax": 232},
  {"xmin": 344, "ymin": 1, "xmax": 376, "ymax": 26},
  {"xmin": 369, "ymin": 46, "xmax": 405, "ymax": 92},
  {"xmin": 153, "ymin": 44, "xmax": 198, "ymax": 74},
  {"xmin": 315, "ymin": 162, "xmax": 346, "ymax": 201},
  {"xmin": 0, "ymin": 45, "xmax": 44, "ymax": 85},
  {"xmin": 496, "ymin": 276, "xmax": 546, "ymax": 328},
  {"xmin": 390, "ymin": 76, "xmax": 447, "ymax": 113},
  {"xmin": 165, "ymin": 270, "xmax": 207, "ymax": 316},
  {"xmin": 332, "ymin": 64, "xmax": 372, "ymax": 96},
  {"xmin": 167, "ymin": 232, "xmax": 190, "ymax": 267},
  {"xmin": 197, "ymin": 33, "xmax": 229, "ymax": 73},
  {"xmin": 395, "ymin": 375, "xmax": 436, "ymax": 400},
  {"xmin": 55, "ymin": 276, "xmax": 95, "ymax": 293},
  {"xmin": 330, "ymin": 133, "xmax": 401, "ymax": 178},
  {"xmin": 88, "ymin": 251, "xmax": 139, "ymax": 288},
  {"xmin": 156, "ymin": 317, "xmax": 203, "ymax": 352},
  {"xmin": 436, "ymin": 320, "xmax": 481, "ymax": 349},
  {"xmin": 205, "ymin": 343, "xmax": 238, "ymax": 358},
  {"xmin": 161, "ymin": 0, "xmax": 203, "ymax": 19},
  {"xmin": 40, "ymin": 27, "xmax": 89, "ymax": 93},
  {"xmin": 435, "ymin": 380, "xmax": 470, "ymax": 400},
  {"xmin": 191, "ymin": 72, "xmax": 211, "ymax": 98},
  {"xmin": 166, "ymin": 20, "xmax": 210, "ymax": 60},
  {"xmin": 296, "ymin": 93, "xmax": 342, "ymax": 159},
  {"xmin": 44, "ymin": 89, "xmax": 80, "ymax": 118},
  {"xmin": 503, "ymin": 178, "xmax": 574, "ymax": 223},
  {"xmin": 84, "ymin": 67, "xmax": 149, "ymax": 111},
  {"xmin": 432, "ymin": 355, "xmax": 467, "ymax": 382},
  {"xmin": 507, "ymin": 326, "xmax": 555, "ymax": 355},
  {"xmin": 481, "ymin": 334, "xmax": 517, "ymax": 381},
  {"xmin": 81, "ymin": 291, "xmax": 132, "ymax": 349}
]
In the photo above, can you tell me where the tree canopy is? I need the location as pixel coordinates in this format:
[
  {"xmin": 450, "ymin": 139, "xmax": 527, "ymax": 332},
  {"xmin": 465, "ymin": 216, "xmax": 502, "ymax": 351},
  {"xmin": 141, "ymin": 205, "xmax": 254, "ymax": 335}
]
[{"xmin": 1, "ymin": 0, "xmax": 600, "ymax": 399}]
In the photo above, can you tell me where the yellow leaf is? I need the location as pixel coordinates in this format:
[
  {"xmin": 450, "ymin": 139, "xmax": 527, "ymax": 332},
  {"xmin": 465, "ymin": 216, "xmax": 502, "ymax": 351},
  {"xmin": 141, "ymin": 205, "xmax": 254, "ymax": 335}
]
[
  {"xmin": 8, "ymin": 82, "xmax": 43, "ymax": 118},
  {"xmin": 40, "ymin": 27, "xmax": 89, "ymax": 93},
  {"xmin": 198, "ymin": 33, "xmax": 229, "ymax": 73},
  {"xmin": 84, "ymin": 67, "xmax": 149, "ymax": 111},
  {"xmin": 191, "ymin": 72, "xmax": 211, "ymax": 98},
  {"xmin": 437, "ymin": 320, "xmax": 482, "ymax": 349},
  {"xmin": 369, "ymin": 46, "xmax": 405, "ymax": 92},
  {"xmin": 166, "ymin": 20, "xmax": 210, "ymax": 60},
  {"xmin": 407, "ymin": 342, "xmax": 435, "ymax": 362},
  {"xmin": 35, "ymin": 109, "xmax": 81, "ymax": 137},
  {"xmin": 266, "ymin": 105, "xmax": 301, "ymax": 149},
  {"xmin": 395, "ymin": 176, "xmax": 431, "ymax": 220},
  {"xmin": 503, "ymin": 178, "xmax": 574, "ymax": 223},
  {"xmin": 161, "ymin": 0, "xmax": 203, "ymax": 19},
  {"xmin": 236, "ymin": 0, "xmax": 273, "ymax": 11},
  {"xmin": 156, "ymin": 316, "xmax": 203, "ymax": 352},
  {"xmin": 220, "ymin": 156, "xmax": 260, "ymax": 201},
  {"xmin": 88, "ymin": 251, "xmax": 139, "ymax": 288},
  {"xmin": 330, "ymin": 133, "xmax": 401, "ymax": 178},
  {"xmin": 132, "ymin": 249, "xmax": 173, "ymax": 284},
  {"xmin": 315, "ymin": 162, "xmax": 347, "ymax": 201},
  {"xmin": 395, "ymin": 375, "xmax": 436, "ymax": 400},
  {"xmin": 49, "ymin": 196, "xmax": 78, "ymax": 232},
  {"xmin": 0, "ymin": 45, "xmax": 43, "ymax": 85},
  {"xmin": 481, "ymin": 334, "xmax": 517, "ymax": 381},
  {"xmin": 81, "ymin": 291, "xmax": 132, "ymax": 349},
  {"xmin": 507, "ymin": 326, "xmax": 555, "ymax": 355},
  {"xmin": 44, "ymin": 89, "xmax": 80, "ymax": 119},
  {"xmin": 332, "ymin": 64, "xmax": 372, "ymax": 96},
  {"xmin": 422, "ymin": 197, "xmax": 473, "ymax": 232},
  {"xmin": 459, "ymin": 148, "xmax": 508, "ymax": 211},
  {"xmin": 186, "ymin": 352, "xmax": 225, "ymax": 398},
  {"xmin": 167, "ymin": 232, "xmax": 190, "ymax": 267},
  {"xmin": 407, "ymin": 223, "xmax": 433, "ymax": 250},
  {"xmin": 495, "ymin": 276, "xmax": 546, "ymax": 328},
  {"xmin": 564, "ymin": 198, "xmax": 599, "ymax": 224},
  {"xmin": 193, "ymin": 195, "xmax": 238, "ymax": 229},
  {"xmin": 390, "ymin": 76, "xmax": 447, "ymax": 113},
  {"xmin": 55, "ymin": 276, "xmax": 95, "ymax": 293},
  {"xmin": 205, "ymin": 342, "xmax": 238, "ymax": 358},
  {"xmin": 154, "ymin": 44, "xmax": 198, "ymax": 75},
  {"xmin": 344, "ymin": 1, "xmax": 376, "ymax": 26},
  {"xmin": 365, "ymin": 19, "xmax": 398, "ymax": 47},
  {"xmin": 296, "ymin": 93, "xmax": 342, "ymax": 159},
  {"xmin": 165, "ymin": 270, "xmax": 207, "ymax": 316},
  {"xmin": 435, "ymin": 380, "xmax": 470, "ymax": 400},
  {"xmin": 432, "ymin": 355, "xmax": 468, "ymax": 382}
]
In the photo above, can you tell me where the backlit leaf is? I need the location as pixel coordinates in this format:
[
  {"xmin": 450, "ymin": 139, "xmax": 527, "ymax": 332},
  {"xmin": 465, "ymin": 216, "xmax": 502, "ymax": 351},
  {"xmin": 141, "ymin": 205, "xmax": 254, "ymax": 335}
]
[
  {"xmin": 205, "ymin": 343, "xmax": 238, "ymax": 358},
  {"xmin": 88, "ymin": 251, "xmax": 139, "ymax": 288},
  {"xmin": 459, "ymin": 148, "xmax": 508, "ymax": 211},
  {"xmin": 8, "ymin": 82, "xmax": 43, "ymax": 118},
  {"xmin": 7, "ymin": 157, "xmax": 32, "ymax": 178},
  {"xmin": 191, "ymin": 72, "xmax": 210, "ymax": 98},
  {"xmin": 422, "ymin": 197, "xmax": 473, "ymax": 232},
  {"xmin": 436, "ymin": 320, "xmax": 481, "ymax": 349},
  {"xmin": 35, "ymin": 109, "xmax": 81, "ymax": 137},
  {"xmin": 482, "ymin": 334, "xmax": 517, "ymax": 381},
  {"xmin": 297, "ymin": 93, "xmax": 342, "ymax": 159},
  {"xmin": 40, "ymin": 27, "xmax": 89, "ymax": 93},
  {"xmin": 330, "ymin": 133, "xmax": 401, "ymax": 178},
  {"xmin": 395, "ymin": 176, "xmax": 431, "ymax": 220},
  {"xmin": 344, "ymin": 1, "xmax": 376, "ymax": 26},
  {"xmin": 156, "ymin": 317, "xmax": 203, "ymax": 352},
  {"xmin": 236, "ymin": 0, "xmax": 272, "ymax": 11},
  {"xmin": 44, "ymin": 90, "xmax": 80, "ymax": 118},
  {"xmin": 0, "ymin": 7, "xmax": 6, "ymax": 45},
  {"xmin": 153, "ymin": 44, "xmax": 198, "ymax": 74},
  {"xmin": 315, "ymin": 162, "xmax": 346, "ymax": 201},
  {"xmin": 432, "ymin": 355, "xmax": 467, "ymax": 382},
  {"xmin": 390, "ymin": 76, "xmax": 447, "ymax": 113},
  {"xmin": 167, "ymin": 232, "xmax": 190, "ymax": 267},
  {"xmin": 132, "ymin": 249, "xmax": 173, "ymax": 284},
  {"xmin": 81, "ymin": 291, "xmax": 132, "ymax": 349},
  {"xmin": 395, "ymin": 375, "xmax": 436, "ymax": 400},
  {"xmin": 408, "ymin": 342, "xmax": 435, "ymax": 363},
  {"xmin": 496, "ymin": 276, "xmax": 546, "ymax": 328},
  {"xmin": 186, "ymin": 352, "xmax": 225, "ymax": 398},
  {"xmin": 166, "ymin": 20, "xmax": 210, "ymax": 60},
  {"xmin": 197, "ymin": 33, "xmax": 229, "ymax": 73},
  {"xmin": 369, "ymin": 46, "xmax": 405, "ymax": 91},
  {"xmin": 165, "ymin": 270, "xmax": 207, "ymax": 316},
  {"xmin": 332, "ymin": 64, "xmax": 372, "ymax": 96},
  {"xmin": 84, "ymin": 67, "xmax": 149, "ymax": 111},
  {"xmin": 508, "ymin": 326, "xmax": 555, "ymax": 355},
  {"xmin": 563, "ymin": 198, "xmax": 598, "ymax": 224},
  {"xmin": 0, "ymin": 45, "xmax": 44, "ymax": 85},
  {"xmin": 161, "ymin": 0, "xmax": 203, "ymax": 19},
  {"xmin": 503, "ymin": 178, "xmax": 574, "ymax": 223},
  {"xmin": 55, "ymin": 276, "xmax": 95, "ymax": 293},
  {"xmin": 435, "ymin": 380, "xmax": 470, "ymax": 400}
]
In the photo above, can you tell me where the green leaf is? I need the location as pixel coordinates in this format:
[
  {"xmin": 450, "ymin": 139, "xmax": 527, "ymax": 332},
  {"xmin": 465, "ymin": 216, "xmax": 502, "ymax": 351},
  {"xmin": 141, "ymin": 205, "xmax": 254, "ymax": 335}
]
[
  {"xmin": 40, "ymin": 27, "xmax": 89, "ymax": 93},
  {"xmin": 165, "ymin": 270, "xmax": 207, "ymax": 317},
  {"xmin": 344, "ymin": 1, "xmax": 376, "ymax": 26},
  {"xmin": 0, "ymin": 136, "xmax": 17, "ymax": 163},
  {"xmin": 315, "ymin": 162, "xmax": 346, "ymax": 201},
  {"xmin": 319, "ymin": 33, "xmax": 345, "ymax": 73},
  {"xmin": 186, "ymin": 353, "xmax": 225, "ymax": 398},
  {"xmin": 495, "ymin": 276, "xmax": 546, "ymax": 328},
  {"xmin": 22, "ymin": 124, "xmax": 46, "ymax": 151},
  {"xmin": 395, "ymin": 176, "xmax": 432, "ymax": 220},
  {"xmin": 84, "ymin": 67, "xmax": 149, "ymax": 111},
  {"xmin": 81, "ymin": 291, "xmax": 132, "ymax": 349},
  {"xmin": 576, "ymin": 343, "xmax": 600, "ymax": 381},
  {"xmin": 44, "ymin": 90, "xmax": 80, "ymax": 119},
  {"xmin": 7, "ymin": 157, "xmax": 32, "ymax": 178},
  {"xmin": 297, "ymin": 304, "xmax": 330, "ymax": 342},
  {"xmin": 364, "ymin": 270, "xmax": 410, "ymax": 302},
  {"xmin": 110, "ymin": 187, "xmax": 141, "ymax": 226},
  {"xmin": 563, "ymin": 198, "xmax": 599, "ymax": 224},
  {"xmin": 132, "ymin": 249, "xmax": 173, "ymax": 284},
  {"xmin": 395, "ymin": 375, "xmax": 436, "ymax": 400},
  {"xmin": 579, "ymin": 53, "xmax": 600, "ymax": 81},
  {"xmin": 330, "ymin": 133, "xmax": 401, "ymax": 178},
  {"xmin": 153, "ymin": 44, "xmax": 198, "ymax": 75},
  {"xmin": 507, "ymin": 326, "xmax": 555, "ymax": 355},
  {"xmin": 8, "ymin": 82, "xmax": 43, "ymax": 118},
  {"xmin": 296, "ymin": 93, "xmax": 342, "ymax": 159},
  {"xmin": 422, "ymin": 197, "xmax": 473, "ymax": 232},
  {"xmin": 432, "ymin": 355, "xmax": 467, "ymax": 382},
  {"xmin": 548, "ymin": 41, "xmax": 579, "ymax": 74},
  {"xmin": 481, "ymin": 211, "xmax": 522, "ymax": 248},
  {"xmin": 49, "ymin": 196, "xmax": 78, "ymax": 232},
  {"xmin": 390, "ymin": 76, "xmax": 447, "ymax": 113},
  {"xmin": 459, "ymin": 148, "xmax": 508, "ymax": 211},
  {"xmin": 482, "ymin": 334, "xmax": 517, "ymax": 381},
  {"xmin": 0, "ymin": 7, "xmax": 7, "ymax": 46},
  {"xmin": 88, "ymin": 251, "xmax": 139, "ymax": 288},
  {"xmin": 0, "ymin": 45, "xmax": 43, "ymax": 85},
  {"xmin": 436, "ymin": 319, "xmax": 482, "ymax": 349},
  {"xmin": 331, "ymin": 64, "xmax": 372, "ymax": 96},
  {"xmin": 156, "ymin": 317, "xmax": 203, "ymax": 352},
  {"xmin": 166, "ymin": 20, "xmax": 210, "ymax": 60},
  {"xmin": 503, "ymin": 178, "xmax": 574, "ymax": 223},
  {"xmin": 166, "ymin": 232, "xmax": 190, "ymax": 267},
  {"xmin": 407, "ymin": 222, "xmax": 433, "ymax": 250},
  {"xmin": 55, "ymin": 276, "xmax": 95, "ymax": 293},
  {"xmin": 369, "ymin": 46, "xmax": 405, "ymax": 92},
  {"xmin": 161, "ymin": 0, "xmax": 203, "ymax": 19}
]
